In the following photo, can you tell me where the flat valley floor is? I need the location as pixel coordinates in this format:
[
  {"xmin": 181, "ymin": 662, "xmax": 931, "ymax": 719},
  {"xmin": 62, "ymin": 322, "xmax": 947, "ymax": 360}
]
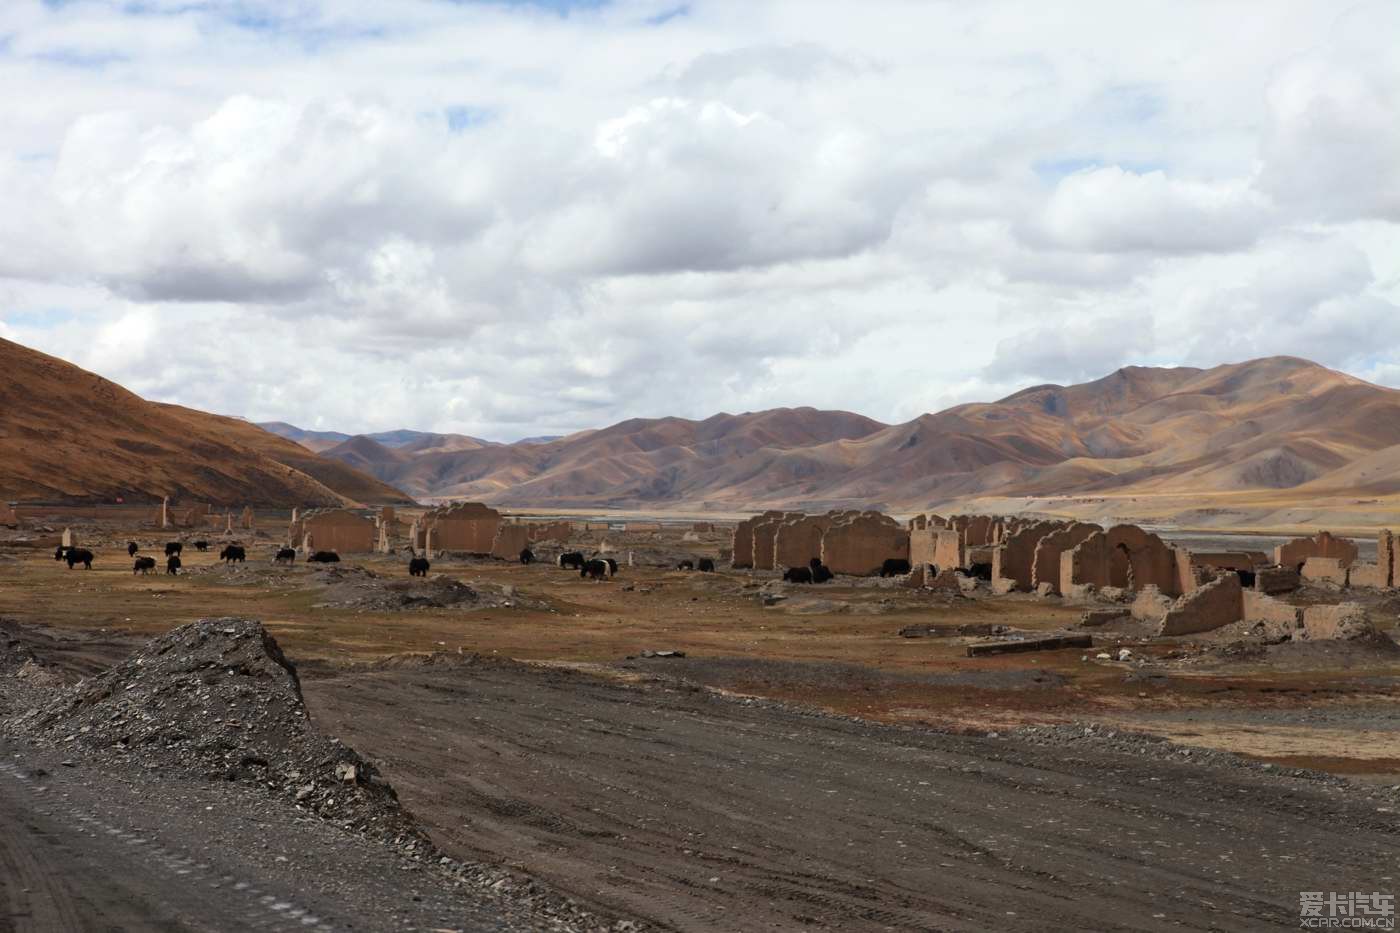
[{"xmin": 3, "ymin": 528, "xmax": 1399, "ymax": 931}]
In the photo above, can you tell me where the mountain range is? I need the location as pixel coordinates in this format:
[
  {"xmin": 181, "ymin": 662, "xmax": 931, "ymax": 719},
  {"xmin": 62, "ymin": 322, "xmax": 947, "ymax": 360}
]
[
  {"xmin": 273, "ymin": 356, "xmax": 1400, "ymax": 516},
  {"xmin": 0, "ymin": 337, "xmax": 412, "ymax": 507},
  {"xmin": 9, "ymin": 335, "xmax": 1400, "ymax": 524}
]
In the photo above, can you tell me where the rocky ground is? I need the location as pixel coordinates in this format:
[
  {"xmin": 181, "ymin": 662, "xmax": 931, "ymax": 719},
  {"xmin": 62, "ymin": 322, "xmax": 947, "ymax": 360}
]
[
  {"xmin": 3, "ymin": 523, "xmax": 1400, "ymax": 930},
  {"xmin": 0, "ymin": 617, "xmax": 641, "ymax": 932}
]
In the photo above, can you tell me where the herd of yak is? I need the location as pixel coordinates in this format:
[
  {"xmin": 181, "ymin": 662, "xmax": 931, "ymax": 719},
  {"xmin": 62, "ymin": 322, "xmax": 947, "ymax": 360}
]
[
  {"xmin": 49, "ymin": 539, "xmax": 910, "ymax": 584},
  {"xmin": 53, "ymin": 540, "xmax": 341, "ymax": 575}
]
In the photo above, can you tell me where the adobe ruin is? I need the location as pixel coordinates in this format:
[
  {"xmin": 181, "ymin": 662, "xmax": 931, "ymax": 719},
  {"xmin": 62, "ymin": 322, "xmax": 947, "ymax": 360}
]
[
  {"xmin": 1274, "ymin": 531, "xmax": 1358, "ymax": 570},
  {"xmin": 821, "ymin": 512, "xmax": 908, "ymax": 576},
  {"xmin": 291, "ymin": 509, "xmax": 377, "ymax": 553},
  {"xmin": 420, "ymin": 501, "xmax": 502, "ymax": 555}
]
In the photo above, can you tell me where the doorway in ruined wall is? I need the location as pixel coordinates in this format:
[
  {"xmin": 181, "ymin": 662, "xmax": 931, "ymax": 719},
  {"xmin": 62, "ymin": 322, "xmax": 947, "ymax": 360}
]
[{"xmin": 1112, "ymin": 543, "xmax": 1133, "ymax": 589}]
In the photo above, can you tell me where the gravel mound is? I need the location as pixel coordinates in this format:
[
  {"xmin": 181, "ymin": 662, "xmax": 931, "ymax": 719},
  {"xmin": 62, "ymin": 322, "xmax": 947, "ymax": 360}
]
[
  {"xmin": 7, "ymin": 617, "xmax": 430, "ymax": 851},
  {"xmin": 311, "ymin": 566, "xmax": 538, "ymax": 612}
]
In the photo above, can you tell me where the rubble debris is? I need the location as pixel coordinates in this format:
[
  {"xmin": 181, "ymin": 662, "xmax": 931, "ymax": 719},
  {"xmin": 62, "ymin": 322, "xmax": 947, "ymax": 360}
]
[
  {"xmin": 8, "ymin": 618, "xmax": 431, "ymax": 852},
  {"xmin": 965, "ymin": 634, "xmax": 1093, "ymax": 657},
  {"xmin": 899, "ymin": 623, "xmax": 1010, "ymax": 638},
  {"xmin": 1078, "ymin": 608, "xmax": 1130, "ymax": 628}
]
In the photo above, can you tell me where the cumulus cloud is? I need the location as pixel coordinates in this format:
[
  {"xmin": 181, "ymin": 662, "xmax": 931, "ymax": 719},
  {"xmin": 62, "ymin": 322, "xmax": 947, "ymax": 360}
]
[{"xmin": 0, "ymin": 0, "xmax": 1395, "ymax": 439}]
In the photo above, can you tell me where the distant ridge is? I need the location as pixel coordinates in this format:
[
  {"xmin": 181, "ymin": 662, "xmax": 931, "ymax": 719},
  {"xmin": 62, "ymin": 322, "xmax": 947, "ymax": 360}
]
[{"xmin": 292, "ymin": 357, "xmax": 1400, "ymax": 512}]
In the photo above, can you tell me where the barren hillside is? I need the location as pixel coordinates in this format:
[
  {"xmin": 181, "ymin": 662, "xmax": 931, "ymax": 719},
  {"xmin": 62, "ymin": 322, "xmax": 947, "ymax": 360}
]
[
  {"xmin": 303, "ymin": 357, "xmax": 1400, "ymax": 514},
  {"xmin": 0, "ymin": 338, "xmax": 413, "ymax": 507}
]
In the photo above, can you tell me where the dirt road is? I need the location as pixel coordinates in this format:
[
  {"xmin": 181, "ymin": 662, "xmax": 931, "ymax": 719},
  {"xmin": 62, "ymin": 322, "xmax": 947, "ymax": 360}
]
[
  {"xmin": 305, "ymin": 657, "xmax": 1399, "ymax": 932},
  {"xmin": 0, "ymin": 735, "xmax": 538, "ymax": 932}
]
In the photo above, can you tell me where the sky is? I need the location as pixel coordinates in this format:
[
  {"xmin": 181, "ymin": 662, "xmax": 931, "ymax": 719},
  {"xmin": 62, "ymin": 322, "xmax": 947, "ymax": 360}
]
[{"xmin": 0, "ymin": 0, "xmax": 1397, "ymax": 441}]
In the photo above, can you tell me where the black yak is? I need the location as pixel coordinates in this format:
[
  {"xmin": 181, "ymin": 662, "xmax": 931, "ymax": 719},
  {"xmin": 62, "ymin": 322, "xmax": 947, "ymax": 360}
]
[
  {"xmin": 166, "ymin": 554, "xmax": 181, "ymax": 575},
  {"xmin": 192, "ymin": 540, "xmax": 209, "ymax": 552},
  {"xmin": 677, "ymin": 559, "xmax": 694, "ymax": 571},
  {"xmin": 698, "ymin": 558, "xmax": 715, "ymax": 573},
  {"xmin": 580, "ymin": 559, "xmax": 611, "ymax": 580},
  {"xmin": 519, "ymin": 547, "xmax": 535, "ymax": 565},
  {"xmin": 274, "ymin": 547, "xmax": 296, "ymax": 565},
  {"xmin": 133, "ymin": 556, "xmax": 156, "ymax": 575},
  {"xmin": 165, "ymin": 541, "xmax": 183, "ymax": 557},
  {"xmin": 220, "ymin": 545, "xmax": 246, "ymax": 563},
  {"xmin": 65, "ymin": 548, "xmax": 94, "ymax": 570},
  {"xmin": 783, "ymin": 566, "xmax": 813, "ymax": 583},
  {"xmin": 558, "ymin": 552, "xmax": 585, "ymax": 570},
  {"xmin": 308, "ymin": 551, "xmax": 340, "ymax": 563},
  {"xmin": 880, "ymin": 558, "xmax": 911, "ymax": 578},
  {"xmin": 408, "ymin": 557, "xmax": 430, "ymax": 577},
  {"xmin": 127, "ymin": 541, "xmax": 139, "ymax": 557}
]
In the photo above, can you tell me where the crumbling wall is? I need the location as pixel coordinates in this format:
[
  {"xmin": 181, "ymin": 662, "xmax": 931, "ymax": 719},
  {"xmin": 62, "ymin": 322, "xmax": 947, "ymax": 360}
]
[
  {"xmin": 1379, "ymin": 530, "xmax": 1396, "ymax": 588},
  {"xmin": 1274, "ymin": 531, "xmax": 1358, "ymax": 570},
  {"xmin": 1061, "ymin": 531, "xmax": 1111, "ymax": 594},
  {"xmin": 910, "ymin": 524, "xmax": 964, "ymax": 571},
  {"xmin": 1301, "ymin": 557, "xmax": 1348, "ymax": 585},
  {"xmin": 1242, "ymin": 590, "xmax": 1303, "ymax": 630},
  {"xmin": 993, "ymin": 521, "xmax": 1060, "ymax": 592},
  {"xmin": 1106, "ymin": 525, "xmax": 1180, "ymax": 596},
  {"xmin": 489, "ymin": 523, "xmax": 531, "ymax": 560},
  {"xmin": 528, "ymin": 521, "xmax": 574, "ymax": 542},
  {"xmin": 1348, "ymin": 561, "xmax": 1385, "ymax": 588},
  {"xmin": 426, "ymin": 502, "xmax": 502, "ymax": 554},
  {"xmin": 732, "ymin": 511, "xmax": 784, "ymax": 569},
  {"xmin": 1031, "ymin": 523, "xmax": 1101, "ymax": 594},
  {"xmin": 299, "ymin": 509, "xmax": 376, "ymax": 553},
  {"xmin": 752, "ymin": 513, "xmax": 804, "ymax": 570},
  {"xmin": 821, "ymin": 512, "xmax": 909, "ymax": 576},
  {"xmin": 1158, "ymin": 574, "xmax": 1243, "ymax": 636},
  {"xmin": 774, "ymin": 515, "xmax": 832, "ymax": 570},
  {"xmin": 1301, "ymin": 603, "xmax": 1377, "ymax": 640}
]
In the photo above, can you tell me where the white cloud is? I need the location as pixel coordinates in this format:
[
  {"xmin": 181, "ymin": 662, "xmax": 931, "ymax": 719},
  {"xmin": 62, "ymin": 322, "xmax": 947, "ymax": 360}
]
[{"xmin": 0, "ymin": 0, "xmax": 1395, "ymax": 439}]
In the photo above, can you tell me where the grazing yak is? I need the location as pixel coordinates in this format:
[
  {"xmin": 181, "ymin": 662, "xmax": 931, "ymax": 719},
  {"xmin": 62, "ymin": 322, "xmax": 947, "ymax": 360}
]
[
  {"xmin": 880, "ymin": 558, "xmax": 911, "ymax": 578},
  {"xmin": 783, "ymin": 566, "xmax": 813, "ymax": 584},
  {"xmin": 408, "ymin": 557, "xmax": 430, "ymax": 577},
  {"xmin": 127, "ymin": 541, "xmax": 139, "ymax": 557},
  {"xmin": 807, "ymin": 557, "xmax": 834, "ymax": 583},
  {"xmin": 558, "ymin": 552, "xmax": 585, "ymax": 570},
  {"xmin": 166, "ymin": 554, "xmax": 181, "ymax": 575},
  {"xmin": 698, "ymin": 558, "xmax": 715, "ymax": 573},
  {"xmin": 220, "ymin": 545, "xmax": 246, "ymax": 564},
  {"xmin": 580, "ymin": 558, "xmax": 611, "ymax": 581},
  {"xmin": 64, "ymin": 548, "xmax": 94, "ymax": 570},
  {"xmin": 165, "ymin": 542, "xmax": 183, "ymax": 557},
  {"xmin": 133, "ymin": 556, "xmax": 156, "ymax": 575},
  {"xmin": 274, "ymin": 547, "xmax": 296, "ymax": 565},
  {"xmin": 192, "ymin": 540, "xmax": 209, "ymax": 552},
  {"xmin": 519, "ymin": 547, "xmax": 535, "ymax": 565},
  {"xmin": 676, "ymin": 559, "xmax": 694, "ymax": 571},
  {"xmin": 308, "ymin": 551, "xmax": 340, "ymax": 564}
]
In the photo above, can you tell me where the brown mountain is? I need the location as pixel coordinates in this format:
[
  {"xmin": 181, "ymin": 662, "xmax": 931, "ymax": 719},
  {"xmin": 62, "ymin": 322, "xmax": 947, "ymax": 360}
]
[
  {"xmin": 307, "ymin": 357, "xmax": 1400, "ymax": 514},
  {"xmin": 0, "ymin": 338, "xmax": 413, "ymax": 507}
]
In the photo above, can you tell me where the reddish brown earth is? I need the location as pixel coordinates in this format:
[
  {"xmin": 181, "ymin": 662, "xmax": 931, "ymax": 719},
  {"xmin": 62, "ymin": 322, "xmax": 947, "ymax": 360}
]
[{"xmin": 0, "ymin": 337, "xmax": 412, "ymax": 507}]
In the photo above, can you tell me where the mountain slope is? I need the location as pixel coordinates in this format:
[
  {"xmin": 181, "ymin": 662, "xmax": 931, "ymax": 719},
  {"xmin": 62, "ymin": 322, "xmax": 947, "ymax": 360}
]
[
  {"xmin": 308, "ymin": 357, "xmax": 1400, "ymax": 511},
  {"xmin": 0, "ymin": 338, "xmax": 413, "ymax": 507}
]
